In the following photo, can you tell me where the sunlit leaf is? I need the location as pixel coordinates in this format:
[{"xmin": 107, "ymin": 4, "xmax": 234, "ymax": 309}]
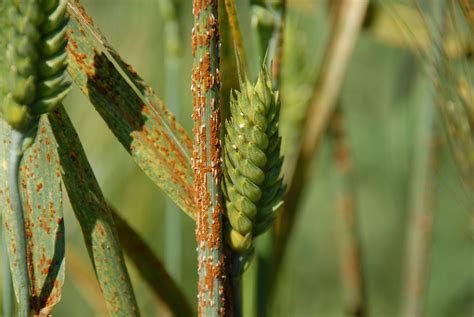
[{"xmin": 65, "ymin": 0, "xmax": 196, "ymax": 218}]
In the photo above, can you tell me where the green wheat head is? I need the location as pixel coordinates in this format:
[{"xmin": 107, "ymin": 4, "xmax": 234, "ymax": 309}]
[
  {"xmin": 223, "ymin": 66, "xmax": 284, "ymax": 254},
  {"xmin": 1, "ymin": 0, "xmax": 70, "ymax": 133}
]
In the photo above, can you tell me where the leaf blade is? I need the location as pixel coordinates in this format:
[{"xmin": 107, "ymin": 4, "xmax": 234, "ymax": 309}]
[
  {"xmin": 47, "ymin": 105, "xmax": 140, "ymax": 316},
  {"xmin": 65, "ymin": 0, "xmax": 196, "ymax": 218},
  {"xmin": 0, "ymin": 118, "xmax": 66, "ymax": 315}
]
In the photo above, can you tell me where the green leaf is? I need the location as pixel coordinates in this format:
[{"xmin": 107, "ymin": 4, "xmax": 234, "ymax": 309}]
[
  {"xmin": 47, "ymin": 105, "xmax": 139, "ymax": 316},
  {"xmin": 0, "ymin": 117, "xmax": 65, "ymax": 315},
  {"xmin": 65, "ymin": 1, "xmax": 196, "ymax": 218}
]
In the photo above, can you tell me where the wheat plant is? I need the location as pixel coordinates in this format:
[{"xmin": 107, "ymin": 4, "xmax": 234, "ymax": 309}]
[{"xmin": 0, "ymin": 0, "xmax": 471, "ymax": 317}]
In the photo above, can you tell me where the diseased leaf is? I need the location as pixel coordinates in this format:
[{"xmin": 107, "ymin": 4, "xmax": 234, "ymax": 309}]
[
  {"xmin": 65, "ymin": 0, "xmax": 196, "ymax": 218},
  {"xmin": 48, "ymin": 104, "xmax": 194, "ymax": 316},
  {"xmin": 47, "ymin": 105, "xmax": 139, "ymax": 316},
  {"xmin": 0, "ymin": 117, "xmax": 65, "ymax": 316}
]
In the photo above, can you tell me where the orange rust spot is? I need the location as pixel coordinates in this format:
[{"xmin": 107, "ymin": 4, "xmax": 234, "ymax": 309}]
[
  {"xmin": 41, "ymin": 266, "xmax": 50, "ymax": 276},
  {"xmin": 69, "ymin": 0, "xmax": 95, "ymax": 27},
  {"xmin": 96, "ymin": 223, "xmax": 106, "ymax": 236},
  {"xmin": 67, "ymin": 43, "xmax": 88, "ymax": 71},
  {"xmin": 35, "ymin": 183, "xmax": 43, "ymax": 193}
]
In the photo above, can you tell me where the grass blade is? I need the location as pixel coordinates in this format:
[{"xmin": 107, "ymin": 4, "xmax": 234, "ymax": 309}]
[
  {"xmin": 47, "ymin": 105, "xmax": 139, "ymax": 316},
  {"xmin": 0, "ymin": 118, "xmax": 65, "ymax": 315},
  {"xmin": 65, "ymin": 0, "xmax": 195, "ymax": 218}
]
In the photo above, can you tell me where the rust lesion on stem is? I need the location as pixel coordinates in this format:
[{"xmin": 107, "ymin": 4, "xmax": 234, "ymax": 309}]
[{"xmin": 192, "ymin": 1, "xmax": 230, "ymax": 316}]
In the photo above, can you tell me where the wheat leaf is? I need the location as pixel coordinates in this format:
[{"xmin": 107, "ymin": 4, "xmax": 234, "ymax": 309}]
[
  {"xmin": 47, "ymin": 105, "xmax": 139, "ymax": 316},
  {"xmin": 48, "ymin": 103, "xmax": 193, "ymax": 316},
  {"xmin": 0, "ymin": 117, "xmax": 65, "ymax": 315},
  {"xmin": 65, "ymin": 0, "xmax": 195, "ymax": 218}
]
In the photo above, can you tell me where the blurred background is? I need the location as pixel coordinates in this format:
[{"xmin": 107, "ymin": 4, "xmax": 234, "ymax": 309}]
[{"xmin": 3, "ymin": 0, "xmax": 473, "ymax": 316}]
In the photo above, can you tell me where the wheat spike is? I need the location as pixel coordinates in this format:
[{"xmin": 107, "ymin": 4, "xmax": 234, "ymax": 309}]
[
  {"xmin": 223, "ymin": 66, "xmax": 284, "ymax": 254},
  {"xmin": 1, "ymin": 0, "xmax": 70, "ymax": 133}
]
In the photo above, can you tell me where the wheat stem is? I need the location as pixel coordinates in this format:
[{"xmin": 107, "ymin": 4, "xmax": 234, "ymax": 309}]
[{"xmin": 192, "ymin": 1, "xmax": 229, "ymax": 316}]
